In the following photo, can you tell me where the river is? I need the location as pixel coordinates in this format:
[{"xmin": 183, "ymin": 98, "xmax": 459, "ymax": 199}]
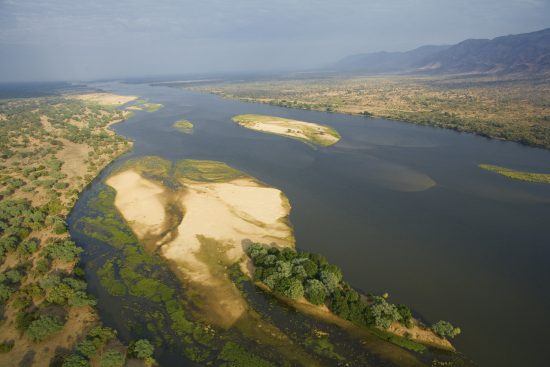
[{"xmin": 69, "ymin": 81, "xmax": 550, "ymax": 367}]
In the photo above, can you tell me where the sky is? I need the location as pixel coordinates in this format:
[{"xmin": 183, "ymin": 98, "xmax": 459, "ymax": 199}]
[{"xmin": 0, "ymin": 0, "xmax": 549, "ymax": 82}]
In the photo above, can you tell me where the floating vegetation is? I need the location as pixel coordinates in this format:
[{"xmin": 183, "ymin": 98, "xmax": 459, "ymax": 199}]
[{"xmin": 479, "ymin": 164, "xmax": 550, "ymax": 184}]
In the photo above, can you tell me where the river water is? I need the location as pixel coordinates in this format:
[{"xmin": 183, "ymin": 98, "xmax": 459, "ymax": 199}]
[{"xmin": 70, "ymin": 81, "xmax": 550, "ymax": 367}]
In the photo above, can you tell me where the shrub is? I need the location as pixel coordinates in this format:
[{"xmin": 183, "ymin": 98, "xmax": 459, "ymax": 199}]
[
  {"xmin": 367, "ymin": 297, "xmax": 402, "ymax": 329},
  {"xmin": 431, "ymin": 320, "xmax": 461, "ymax": 339},
  {"xmin": 274, "ymin": 277, "xmax": 304, "ymax": 300},
  {"xmin": 100, "ymin": 350, "xmax": 125, "ymax": 367},
  {"xmin": 43, "ymin": 239, "xmax": 82, "ymax": 262},
  {"xmin": 76, "ymin": 339, "xmax": 97, "ymax": 358},
  {"xmin": 26, "ymin": 315, "xmax": 64, "ymax": 342},
  {"xmin": 319, "ymin": 270, "xmax": 340, "ymax": 294},
  {"xmin": 62, "ymin": 354, "xmax": 90, "ymax": 367},
  {"xmin": 304, "ymin": 279, "xmax": 327, "ymax": 305},
  {"xmin": 130, "ymin": 339, "xmax": 154, "ymax": 359},
  {"xmin": 396, "ymin": 304, "xmax": 413, "ymax": 328}
]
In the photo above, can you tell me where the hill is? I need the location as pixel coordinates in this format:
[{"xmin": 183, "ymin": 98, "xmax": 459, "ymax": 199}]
[{"xmin": 334, "ymin": 28, "xmax": 550, "ymax": 75}]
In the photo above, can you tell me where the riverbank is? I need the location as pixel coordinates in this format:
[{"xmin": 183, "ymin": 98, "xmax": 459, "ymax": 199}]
[
  {"xmin": 0, "ymin": 92, "xmax": 146, "ymax": 366},
  {"xmin": 190, "ymin": 74, "xmax": 550, "ymax": 149}
]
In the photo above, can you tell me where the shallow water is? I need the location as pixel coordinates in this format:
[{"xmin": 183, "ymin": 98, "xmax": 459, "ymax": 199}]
[{"xmin": 71, "ymin": 81, "xmax": 550, "ymax": 367}]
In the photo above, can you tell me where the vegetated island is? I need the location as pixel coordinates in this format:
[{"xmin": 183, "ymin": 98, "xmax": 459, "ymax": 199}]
[
  {"xmin": 479, "ymin": 164, "xmax": 550, "ymax": 184},
  {"xmin": 125, "ymin": 99, "xmax": 164, "ymax": 112},
  {"xmin": 232, "ymin": 114, "xmax": 341, "ymax": 147},
  {"xmin": 173, "ymin": 119, "xmax": 194, "ymax": 134},
  {"xmin": 0, "ymin": 92, "xmax": 157, "ymax": 366},
  {"xmin": 99, "ymin": 155, "xmax": 463, "ymax": 366}
]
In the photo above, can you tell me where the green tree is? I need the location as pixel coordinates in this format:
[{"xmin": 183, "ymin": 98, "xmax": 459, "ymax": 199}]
[
  {"xmin": 62, "ymin": 354, "xmax": 90, "ymax": 367},
  {"xmin": 431, "ymin": 320, "xmax": 461, "ymax": 339},
  {"xmin": 130, "ymin": 339, "xmax": 154, "ymax": 359},
  {"xmin": 26, "ymin": 315, "xmax": 64, "ymax": 342},
  {"xmin": 100, "ymin": 350, "xmax": 125, "ymax": 367},
  {"xmin": 304, "ymin": 279, "xmax": 327, "ymax": 305}
]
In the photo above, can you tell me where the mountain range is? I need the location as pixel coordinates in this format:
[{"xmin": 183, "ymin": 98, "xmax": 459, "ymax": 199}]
[{"xmin": 333, "ymin": 28, "xmax": 550, "ymax": 75}]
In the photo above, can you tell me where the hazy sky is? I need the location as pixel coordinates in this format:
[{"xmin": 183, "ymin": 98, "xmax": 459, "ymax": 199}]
[{"xmin": 1, "ymin": 0, "xmax": 549, "ymax": 82}]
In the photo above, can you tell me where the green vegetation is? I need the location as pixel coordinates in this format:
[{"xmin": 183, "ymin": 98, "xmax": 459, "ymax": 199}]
[
  {"xmin": 217, "ymin": 341, "xmax": 275, "ymax": 367},
  {"xmin": 26, "ymin": 315, "xmax": 64, "ymax": 342},
  {"xmin": 195, "ymin": 74, "xmax": 550, "ymax": 149},
  {"xmin": 174, "ymin": 159, "xmax": 247, "ymax": 182},
  {"xmin": 129, "ymin": 339, "xmax": 155, "ymax": 360},
  {"xmin": 232, "ymin": 114, "xmax": 341, "ymax": 147},
  {"xmin": 99, "ymin": 350, "xmax": 125, "ymax": 367},
  {"xmin": 246, "ymin": 243, "xmax": 458, "ymax": 346},
  {"xmin": 173, "ymin": 119, "xmax": 194, "ymax": 134},
  {"xmin": 432, "ymin": 321, "xmax": 461, "ymax": 339},
  {"xmin": 0, "ymin": 95, "xmax": 133, "ymax": 364},
  {"xmin": 75, "ymin": 185, "xmax": 217, "ymax": 362},
  {"xmin": 479, "ymin": 164, "xmax": 550, "ymax": 184}
]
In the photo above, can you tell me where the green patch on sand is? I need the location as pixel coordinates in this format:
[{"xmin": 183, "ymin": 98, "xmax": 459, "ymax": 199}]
[
  {"xmin": 479, "ymin": 164, "xmax": 550, "ymax": 184},
  {"xmin": 173, "ymin": 119, "xmax": 194, "ymax": 134},
  {"xmin": 174, "ymin": 159, "xmax": 247, "ymax": 182},
  {"xmin": 232, "ymin": 114, "xmax": 341, "ymax": 147}
]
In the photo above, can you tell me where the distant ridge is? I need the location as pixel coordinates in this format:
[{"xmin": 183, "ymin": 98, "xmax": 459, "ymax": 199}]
[{"xmin": 333, "ymin": 28, "xmax": 550, "ymax": 75}]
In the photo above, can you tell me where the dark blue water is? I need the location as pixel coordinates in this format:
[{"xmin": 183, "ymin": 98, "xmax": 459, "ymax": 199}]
[{"xmin": 82, "ymin": 81, "xmax": 550, "ymax": 367}]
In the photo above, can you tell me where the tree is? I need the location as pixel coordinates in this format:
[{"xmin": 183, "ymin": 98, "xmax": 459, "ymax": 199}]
[
  {"xmin": 130, "ymin": 339, "xmax": 154, "ymax": 359},
  {"xmin": 367, "ymin": 297, "xmax": 402, "ymax": 329},
  {"xmin": 431, "ymin": 320, "xmax": 461, "ymax": 339},
  {"xmin": 26, "ymin": 315, "xmax": 64, "ymax": 342},
  {"xmin": 319, "ymin": 270, "xmax": 340, "ymax": 294},
  {"xmin": 275, "ymin": 277, "xmax": 304, "ymax": 300},
  {"xmin": 100, "ymin": 350, "xmax": 125, "ymax": 367},
  {"xmin": 76, "ymin": 339, "xmax": 97, "ymax": 359},
  {"xmin": 62, "ymin": 354, "xmax": 90, "ymax": 367},
  {"xmin": 396, "ymin": 304, "xmax": 413, "ymax": 328},
  {"xmin": 304, "ymin": 279, "xmax": 327, "ymax": 305}
]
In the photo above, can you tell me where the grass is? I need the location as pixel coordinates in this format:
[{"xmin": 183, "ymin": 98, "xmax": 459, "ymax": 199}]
[
  {"xmin": 173, "ymin": 159, "xmax": 247, "ymax": 182},
  {"xmin": 479, "ymin": 164, "xmax": 550, "ymax": 184},
  {"xmin": 173, "ymin": 119, "xmax": 194, "ymax": 134},
  {"xmin": 232, "ymin": 114, "xmax": 341, "ymax": 147}
]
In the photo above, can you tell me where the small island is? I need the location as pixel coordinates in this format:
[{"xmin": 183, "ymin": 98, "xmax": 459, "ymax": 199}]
[
  {"xmin": 125, "ymin": 99, "xmax": 164, "ymax": 112},
  {"xmin": 232, "ymin": 114, "xmax": 341, "ymax": 147},
  {"xmin": 173, "ymin": 119, "xmax": 194, "ymax": 134},
  {"xmin": 479, "ymin": 164, "xmax": 550, "ymax": 184}
]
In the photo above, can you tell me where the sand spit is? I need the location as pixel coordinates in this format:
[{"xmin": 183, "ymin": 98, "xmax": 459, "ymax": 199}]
[
  {"xmin": 232, "ymin": 114, "xmax": 341, "ymax": 147},
  {"xmin": 106, "ymin": 160, "xmax": 294, "ymax": 327},
  {"xmin": 106, "ymin": 170, "xmax": 167, "ymax": 239},
  {"xmin": 68, "ymin": 92, "xmax": 138, "ymax": 106}
]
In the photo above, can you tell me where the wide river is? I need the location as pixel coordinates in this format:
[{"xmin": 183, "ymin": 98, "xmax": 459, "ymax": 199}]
[{"xmin": 73, "ymin": 81, "xmax": 550, "ymax": 367}]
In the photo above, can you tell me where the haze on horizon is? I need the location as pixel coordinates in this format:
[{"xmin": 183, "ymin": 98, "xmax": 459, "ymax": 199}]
[{"xmin": 0, "ymin": 0, "xmax": 549, "ymax": 82}]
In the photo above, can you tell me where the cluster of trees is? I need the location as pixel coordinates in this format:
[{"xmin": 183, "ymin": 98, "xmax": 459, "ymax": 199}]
[
  {"xmin": 246, "ymin": 244, "xmax": 460, "ymax": 339},
  {"xmin": 61, "ymin": 326, "xmax": 155, "ymax": 367}
]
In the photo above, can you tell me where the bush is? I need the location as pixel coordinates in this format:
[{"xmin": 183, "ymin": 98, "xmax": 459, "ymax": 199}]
[
  {"xmin": 62, "ymin": 354, "xmax": 90, "ymax": 367},
  {"xmin": 26, "ymin": 315, "xmax": 64, "ymax": 342},
  {"xmin": 367, "ymin": 297, "xmax": 402, "ymax": 329},
  {"xmin": 76, "ymin": 339, "xmax": 97, "ymax": 358},
  {"xmin": 319, "ymin": 270, "xmax": 340, "ymax": 294},
  {"xmin": 431, "ymin": 320, "xmax": 461, "ymax": 339},
  {"xmin": 43, "ymin": 239, "xmax": 82, "ymax": 262},
  {"xmin": 304, "ymin": 279, "xmax": 327, "ymax": 305},
  {"xmin": 130, "ymin": 339, "xmax": 154, "ymax": 359},
  {"xmin": 274, "ymin": 277, "xmax": 304, "ymax": 300},
  {"xmin": 100, "ymin": 350, "xmax": 125, "ymax": 367}
]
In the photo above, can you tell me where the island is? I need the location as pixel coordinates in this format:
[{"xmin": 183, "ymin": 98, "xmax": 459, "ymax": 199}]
[
  {"xmin": 173, "ymin": 119, "xmax": 194, "ymax": 134},
  {"xmin": 232, "ymin": 114, "xmax": 341, "ymax": 147},
  {"xmin": 125, "ymin": 99, "xmax": 164, "ymax": 112},
  {"xmin": 479, "ymin": 164, "xmax": 550, "ymax": 184},
  {"xmin": 93, "ymin": 156, "xmax": 460, "ymax": 366}
]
